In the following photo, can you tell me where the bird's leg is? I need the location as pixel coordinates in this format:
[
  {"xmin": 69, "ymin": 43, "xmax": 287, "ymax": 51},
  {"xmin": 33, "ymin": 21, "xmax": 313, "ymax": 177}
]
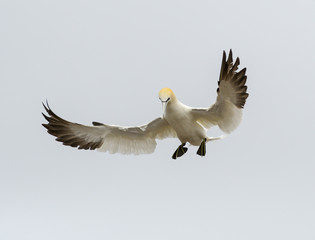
[
  {"xmin": 172, "ymin": 142, "xmax": 188, "ymax": 160},
  {"xmin": 196, "ymin": 138, "xmax": 207, "ymax": 156}
]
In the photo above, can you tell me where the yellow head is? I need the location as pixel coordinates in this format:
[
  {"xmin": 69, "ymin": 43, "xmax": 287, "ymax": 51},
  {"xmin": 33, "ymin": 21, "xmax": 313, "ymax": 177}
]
[
  {"xmin": 158, "ymin": 88, "xmax": 175, "ymax": 102},
  {"xmin": 158, "ymin": 88, "xmax": 176, "ymax": 116}
]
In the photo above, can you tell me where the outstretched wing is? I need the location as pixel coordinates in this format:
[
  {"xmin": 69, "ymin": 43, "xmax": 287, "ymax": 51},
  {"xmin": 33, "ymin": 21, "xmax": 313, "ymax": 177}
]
[
  {"xmin": 192, "ymin": 49, "xmax": 249, "ymax": 133},
  {"xmin": 42, "ymin": 102, "xmax": 177, "ymax": 155}
]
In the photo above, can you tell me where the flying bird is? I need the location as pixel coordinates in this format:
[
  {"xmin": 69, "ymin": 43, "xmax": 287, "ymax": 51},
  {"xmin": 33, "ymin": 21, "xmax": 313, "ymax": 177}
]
[{"xmin": 42, "ymin": 50, "xmax": 248, "ymax": 159}]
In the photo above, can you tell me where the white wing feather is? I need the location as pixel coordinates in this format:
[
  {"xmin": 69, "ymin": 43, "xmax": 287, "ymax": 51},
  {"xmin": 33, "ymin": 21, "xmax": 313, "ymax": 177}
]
[{"xmin": 42, "ymin": 103, "xmax": 177, "ymax": 155}]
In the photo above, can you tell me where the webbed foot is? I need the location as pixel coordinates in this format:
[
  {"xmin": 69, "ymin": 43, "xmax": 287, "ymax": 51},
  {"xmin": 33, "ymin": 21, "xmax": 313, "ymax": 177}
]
[
  {"xmin": 172, "ymin": 143, "xmax": 188, "ymax": 160},
  {"xmin": 197, "ymin": 138, "xmax": 207, "ymax": 156}
]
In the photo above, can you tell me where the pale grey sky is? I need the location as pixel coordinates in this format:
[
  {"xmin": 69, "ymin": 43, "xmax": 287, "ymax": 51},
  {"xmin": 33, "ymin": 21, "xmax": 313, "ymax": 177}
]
[{"xmin": 1, "ymin": 0, "xmax": 315, "ymax": 239}]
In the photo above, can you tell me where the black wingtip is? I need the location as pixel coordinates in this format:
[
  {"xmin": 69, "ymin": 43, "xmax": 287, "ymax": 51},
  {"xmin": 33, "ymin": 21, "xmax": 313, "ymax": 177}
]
[
  {"xmin": 222, "ymin": 50, "xmax": 226, "ymax": 60},
  {"xmin": 227, "ymin": 49, "xmax": 233, "ymax": 63},
  {"xmin": 235, "ymin": 57, "xmax": 240, "ymax": 66},
  {"xmin": 46, "ymin": 100, "xmax": 50, "ymax": 109},
  {"xmin": 92, "ymin": 121, "xmax": 104, "ymax": 126},
  {"xmin": 42, "ymin": 112, "xmax": 51, "ymax": 122},
  {"xmin": 42, "ymin": 100, "xmax": 50, "ymax": 113}
]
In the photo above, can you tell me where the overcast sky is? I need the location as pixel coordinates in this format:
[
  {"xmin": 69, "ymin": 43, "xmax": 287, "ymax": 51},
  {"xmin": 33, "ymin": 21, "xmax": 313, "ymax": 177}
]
[{"xmin": 1, "ymin": 0, "xmax": 315, "ymax": 239}]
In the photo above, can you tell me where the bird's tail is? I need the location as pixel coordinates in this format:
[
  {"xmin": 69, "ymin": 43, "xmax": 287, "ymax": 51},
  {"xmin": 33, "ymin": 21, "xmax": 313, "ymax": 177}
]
[{"xmin": 206, "ymin": 135, "xmax": 226, "ymax": 143}]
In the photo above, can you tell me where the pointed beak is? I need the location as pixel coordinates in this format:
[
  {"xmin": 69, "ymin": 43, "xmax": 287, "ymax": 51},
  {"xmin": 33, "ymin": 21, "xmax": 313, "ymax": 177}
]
[
  {"xmin": 161, "ymin": 101, "xmax": 167, "ymax": 116},
  {"xmin": 159, "ymin": 97, "xmax": 170, "ymax": 116}
]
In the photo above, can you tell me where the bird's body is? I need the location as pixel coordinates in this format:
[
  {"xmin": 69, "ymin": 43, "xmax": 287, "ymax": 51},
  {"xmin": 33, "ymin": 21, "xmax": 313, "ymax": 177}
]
[
  {"xmin": 162, "ymin": 98, "xmax": 206, "ymax": 146},
  {"xmin": 42, "ymin": 50, "xmax": 249, "ymax": 159}
]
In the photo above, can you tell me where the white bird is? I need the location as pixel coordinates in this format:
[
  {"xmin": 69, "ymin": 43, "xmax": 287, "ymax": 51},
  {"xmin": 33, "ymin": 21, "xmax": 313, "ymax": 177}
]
[{"xmin": 42, "ymin": 49, "xmax": 248, "ymax": 159}]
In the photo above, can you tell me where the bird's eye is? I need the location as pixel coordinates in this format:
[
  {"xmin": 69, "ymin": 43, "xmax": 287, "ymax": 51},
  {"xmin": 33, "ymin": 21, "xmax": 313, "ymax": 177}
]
[{"xmin": 166, "ymin": 97, "xmax": 170, "ymax": 102}]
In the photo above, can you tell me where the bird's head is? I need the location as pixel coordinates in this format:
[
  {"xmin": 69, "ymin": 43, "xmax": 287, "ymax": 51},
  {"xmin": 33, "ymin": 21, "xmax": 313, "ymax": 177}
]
[{"xmin": 159, "ymin": 88, "xmax": 176, "ymax": 116}]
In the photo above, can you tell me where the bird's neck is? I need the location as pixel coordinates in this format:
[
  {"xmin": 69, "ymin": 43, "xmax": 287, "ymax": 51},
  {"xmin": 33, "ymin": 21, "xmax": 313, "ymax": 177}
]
[{"xmin": 164, "ymin": 98, "xmax": 187, "ymax": 119}]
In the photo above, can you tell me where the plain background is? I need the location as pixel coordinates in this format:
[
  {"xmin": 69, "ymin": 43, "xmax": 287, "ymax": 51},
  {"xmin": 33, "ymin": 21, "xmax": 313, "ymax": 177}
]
[{"xmin": 1, "ymin": 0, "xmax": 314, "ymax": 239}]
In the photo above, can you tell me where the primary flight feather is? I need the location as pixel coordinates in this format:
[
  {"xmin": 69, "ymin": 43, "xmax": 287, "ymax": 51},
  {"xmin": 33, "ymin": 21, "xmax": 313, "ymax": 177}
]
[{"xmin": 42, "ymin": 49, "xmax": 248, "ymax": 159}]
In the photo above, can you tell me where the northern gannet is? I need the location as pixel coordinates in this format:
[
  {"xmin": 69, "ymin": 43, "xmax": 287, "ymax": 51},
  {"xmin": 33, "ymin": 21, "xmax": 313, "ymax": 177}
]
[{"xmin": 42, "ymin": 50, "xmax": 248, "ymax": 159}]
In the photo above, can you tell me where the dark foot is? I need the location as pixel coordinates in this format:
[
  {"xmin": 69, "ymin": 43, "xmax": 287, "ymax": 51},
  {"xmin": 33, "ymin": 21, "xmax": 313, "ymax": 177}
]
[
  {"xmin": 172, "ymin": 143, "xmax": 188, "ymax": 160},
  {"xmin": 197, "ymin": 138, "xmax": 207, "ymax": 156}
]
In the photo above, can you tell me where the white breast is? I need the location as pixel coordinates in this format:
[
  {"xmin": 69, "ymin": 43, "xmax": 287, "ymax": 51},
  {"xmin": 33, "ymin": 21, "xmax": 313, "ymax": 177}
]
[{"xmin": 164, "ymin": 100, "xmax": 206, "ymax": 146}]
